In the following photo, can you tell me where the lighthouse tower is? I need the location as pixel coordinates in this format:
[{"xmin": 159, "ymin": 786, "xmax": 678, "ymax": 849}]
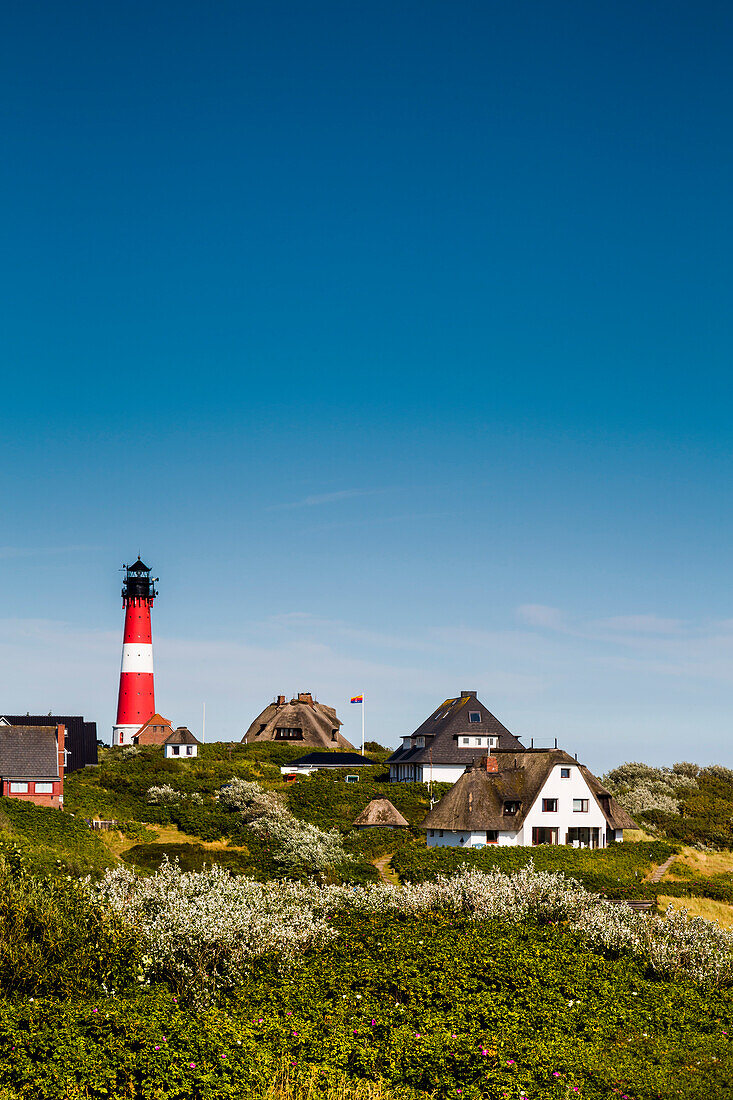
[{"xmin": 113, "ymin": 558, "xmax": 158, "ymax": 746}]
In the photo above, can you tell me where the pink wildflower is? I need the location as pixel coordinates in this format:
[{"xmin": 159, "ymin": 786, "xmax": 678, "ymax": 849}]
[
  {"xmin": 189, "ymin": 1063, "xmax": 196, "ymax": 1069},
  {"xmin": 415, "ymin": 1033, "xmax": 421, "ymax": 1039},
  {"xmin": 92, "ymin": 1009, "xmax": 98, "ymax": 1013},
  {"xmin": 507, "ymin": 1060, "xmax": 515, "ymax": 1065},
  {"xmin": 553, "ymin": 1072, "xmax": 561, "ymax": 1077},
  {"xmin": 154, "ymin": 1045, "xmax": 160, "ymax": 1051},
  {"xmin": 371, "ymin": 1020, "xmax": 376, "ymax": 1026}
]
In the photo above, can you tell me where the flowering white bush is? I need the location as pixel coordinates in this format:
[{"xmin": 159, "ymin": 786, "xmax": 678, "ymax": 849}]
[
  {"xmin": 146, "ymin": 785, "xmax": 203, "ymax": 805},
  {"xmin": 99, "ymin": 858, "xmax": 733, "ymax": 1000},
  {"xmin": 218, "ymin": 779, "xmax": 350, "ymax": 870},
  {"xmin": 602, "ymin": 761, "xmax": 700, "ymax": 817},
  {"xmin": 96, "ymin": 859, "xmax": 337, "ymax": 1001}
]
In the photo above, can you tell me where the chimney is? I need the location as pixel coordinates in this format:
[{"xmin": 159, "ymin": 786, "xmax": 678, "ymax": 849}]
[
  {"xmin": 460, "ymin": 690, "xmax": 477, "ymax": 698},
  {"xmin": 297, "ymin": 692, "xmax": 314, "ymax": 705},
  {"xmin": 485, "ymin": 755, "xmax": 498, "ymax": 773},
  {"xmin": 57, "ymin": 723, "xmax": 65, "ymax": 807},
  {"xmin": 275, "ymin": 695, "xmax": 286, "ymax": 705}
]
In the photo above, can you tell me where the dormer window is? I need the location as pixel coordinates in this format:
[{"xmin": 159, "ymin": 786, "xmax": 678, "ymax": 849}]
[
  {"xmin": 461, "ymin": 737, "xmax": 470, "ymax": 745},
  {"xmin": 275, "ymin": 727, "xmax": 303, "ymax": 740},
  {"xmin": 503, "ymin": 801, "xmax": 520, "ymax": 816},
  {"xmin": 416, "ymin": 737, "xmax": 425, "ymax": 747},
  {"xmin": 469, "ymin": 712, "xmax": 481, "ymax": 723}
]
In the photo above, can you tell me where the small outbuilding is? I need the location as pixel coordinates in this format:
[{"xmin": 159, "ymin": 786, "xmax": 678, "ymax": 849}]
[
  {"xmin": 163, "ymin": 727, "xmax": 200, "ymax": 760},
  {"xmin": 353, "ymin": 796, "xmax": 409, "ymax": 830}
]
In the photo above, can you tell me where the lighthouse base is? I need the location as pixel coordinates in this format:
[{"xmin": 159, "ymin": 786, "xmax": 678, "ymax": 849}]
[{"xmin": 113, "ymin": 724, "xmax": 143, "ymax": 747}]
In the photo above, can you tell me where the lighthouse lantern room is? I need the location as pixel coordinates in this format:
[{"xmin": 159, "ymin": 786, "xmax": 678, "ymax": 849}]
[{"xmin": 113, "ymin": 559, "xmax": 158, "ymax": 746}]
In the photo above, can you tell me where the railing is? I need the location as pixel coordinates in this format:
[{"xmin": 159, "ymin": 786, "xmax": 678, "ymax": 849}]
[{"xmin": 84, "ymin": 819, "xmax": 119, "ymax": 831}]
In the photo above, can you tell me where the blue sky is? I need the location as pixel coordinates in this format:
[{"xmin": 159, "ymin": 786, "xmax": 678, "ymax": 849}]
[{"xmin": 2, "ymin": 2, "xmax": 733, "ymax": 768}]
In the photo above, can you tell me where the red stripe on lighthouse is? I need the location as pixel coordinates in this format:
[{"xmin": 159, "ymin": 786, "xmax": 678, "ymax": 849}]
[{"xmin": 113, "ymin": 560, "xmax": 158, "ymax": 746}]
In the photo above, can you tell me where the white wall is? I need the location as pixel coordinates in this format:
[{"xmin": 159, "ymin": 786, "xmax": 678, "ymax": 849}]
[
  {"xmin": 164, "ymin": 744, "xmax": 198, "ymax": 759},
  {"xmin": 427, "ymin": 829, "xmax": 518, "ymax": 848},
  {"xmin": 519, "ymin": 764, "xmax": 607, "ymax": 845}
]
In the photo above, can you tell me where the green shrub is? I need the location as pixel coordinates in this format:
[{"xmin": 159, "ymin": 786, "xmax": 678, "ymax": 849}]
[{"xmin": 0, "ymin": 858, "xmax": 138, "ymax": 996}]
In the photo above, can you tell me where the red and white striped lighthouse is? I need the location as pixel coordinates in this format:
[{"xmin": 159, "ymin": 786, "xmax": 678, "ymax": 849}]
[{"xmin": 113, "ymin": 558, "xmax": 158, "ymax": 746}]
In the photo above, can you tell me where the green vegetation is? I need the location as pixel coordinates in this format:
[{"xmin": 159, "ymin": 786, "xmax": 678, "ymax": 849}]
[
  {"xmin": 0, "ymin": 906, "xmax": 730, "ymax": 1099},
  {"xmin": 5, "ymin": 746, "xmax": 733, "ymax": 1097},
  {"xmin": 0, "ymin": 797, "xmax": 113, "ymax": 877}
]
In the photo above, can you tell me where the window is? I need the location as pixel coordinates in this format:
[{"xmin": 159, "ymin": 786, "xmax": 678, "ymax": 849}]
[
  {"xmin": 485, "ymin": 830, "xmax": 498, "ymax": 843},
  {"xmin": 9, "ymin": 782, "xmax": 28, "ymax": 793},
  {"xmin": 560, "ymin": 768, "xmax": 571, "ymax": 778},
  {"xmin": 573, "ymin": 799, "xmax": 589, "ymax": 812},
  {"xmin": 275, "ymin": 727, "xmax": 304, "ymax": 740},
  {"xmin": 345, "ymin": 774, "xmax": 359, "ymax": 783},
  {"xmin": 439, "ymin": 830, "xmax": 443, "ymax": 837},
  {"xmin": 34, "ymin": 782, "xmax": 53, "ymax": 794},
  {"xmin": 331, "ymin": 729, "xmax": 338, "ymax": 742},
  {"xmin": 469, "ymin": 711, "xmax": 481, "ymax": 723},
  {"xmin": 429, "ymin": 830, "xmax": 434, "ymax": 837},
  {"xmin": 416, "ymin": 737, "xmax": 425, "ymax": 747},
  {"xmin": 542, "ymin": 798, "xmax": 558, "ymax": 812},
  {"xmin": 489, "ymin": 736, "xmax": 497, "ymax": 748},
  {"xmin": 503, "ymin": 801, "xmax": 520, "ymax": 816},
  {"xmin": 462, "ymin": 737, "xmax": 470, "ymax": 745},
  {"xmin": 459, "ymin": 836, "xmax": 466, "ymax": 844},
  {"xmin": 172, "ymin": 746, "xmax": 180, "ymax": 756},
  {"xmin": 185, "ymin": 746, "xmax": 193, "ymax": 756}
]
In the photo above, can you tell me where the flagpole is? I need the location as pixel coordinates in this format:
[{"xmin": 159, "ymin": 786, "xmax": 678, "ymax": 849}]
[{"xmin": 361, "ymin": 695, "xmax": 365, "ymax": 756}]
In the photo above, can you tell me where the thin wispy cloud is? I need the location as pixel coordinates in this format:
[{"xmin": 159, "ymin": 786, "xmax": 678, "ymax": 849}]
[
  {"xmin": 516, "ymin": 604, "xmax": 566, "ymax": 630},
  {"xmin": 595, "ymin": 614, "xmax": 684, "ymax": 635},
  {"xmin": 0, "ymin": 545, "xmax": 100, "ymax": 560},
  {"xmin": 268, "ymin": 489, "xmax": 382, "ymax": 511}
]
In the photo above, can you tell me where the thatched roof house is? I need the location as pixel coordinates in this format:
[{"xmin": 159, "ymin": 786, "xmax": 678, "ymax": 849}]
[
  {"xmin": 353, "ymin": 796, "xmax": 409, "ymax": 829},
  {"xmin": 163, "ymin": 726, "xmax": 200, "ymax": 760},
  {"xmin": 242, "ymin": 693, "xmax": 356, "ymax": 751},
  {"xmin": 422, "ymin": 750, "xmax": 637, "ymax": 849}
]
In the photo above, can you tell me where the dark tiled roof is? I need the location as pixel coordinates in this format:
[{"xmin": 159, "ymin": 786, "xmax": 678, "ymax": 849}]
[
  {"xmin": 128, "ymin": 558, "xmax": 149, "ymax": 572},
  {"xmin": 292, "ymin": 752, "xmax": 377, "ymax": 767},
  {"xmin": 164, "ymin": 727, "xmax": 200, "ymax": 746},
  {"xmin": 387, "ymin": 691, "xmax": 524, "ymax": 766},
  {"xmin": 0, "ymin": 715, "xmax": 97, "ymax": 772},
  {"xmin": 421, "ymin": 750, "xmax": 637, "ymax": 833},
  {"xmin": 0, "ymin": 725, "xmax": 60, "ymax": 779}
]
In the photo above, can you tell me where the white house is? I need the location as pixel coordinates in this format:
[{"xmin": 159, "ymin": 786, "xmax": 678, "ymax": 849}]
[
  {"xmin": 163, "ymin": 727, "xmax": 200, "ymax": 760},
  {"xmin": 386, "ymin": 690, "xmax": 525, "ymax": 784},
  {"xmin": 422, "ymin": 750, "xmax": 636, "ymax": 849}
]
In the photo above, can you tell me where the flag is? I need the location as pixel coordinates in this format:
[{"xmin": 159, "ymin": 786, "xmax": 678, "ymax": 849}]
[{"xmin": 350, "ymin": 695, "xmax": 363, "ymax": 704}]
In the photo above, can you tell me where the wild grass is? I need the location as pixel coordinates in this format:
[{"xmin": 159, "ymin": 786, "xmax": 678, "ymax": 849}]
[
  {"xmin": 264, "ymin": 1065, "xmax": 408, "ymax": 1100},
  {"xmin": 658, "ymin": 894, "xmax": 733, "ymax": 927}
]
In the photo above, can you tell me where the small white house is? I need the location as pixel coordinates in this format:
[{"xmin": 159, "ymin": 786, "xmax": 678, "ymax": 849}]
[
  {"xmin": 422, "ymin": 750, "xmax": 636, "ymax": 849},
  {"xmin": 163, "ymin": 727, "xmax": 200, "ymax": 760}
]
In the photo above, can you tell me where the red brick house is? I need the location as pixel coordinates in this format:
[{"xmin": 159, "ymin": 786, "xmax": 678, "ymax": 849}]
[
  {"xmin": 133, "ymin": 713, "xmax": 175, "ymax": 747},
  {"xmin": 0, "ymin": 723, "xmax": 65, "ymax": 808}
]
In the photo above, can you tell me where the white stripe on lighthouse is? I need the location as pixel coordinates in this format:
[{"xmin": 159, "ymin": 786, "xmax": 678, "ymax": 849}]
[{"xmin": 120, "ymin": 643, "xmax": 154, "ymax": 673}]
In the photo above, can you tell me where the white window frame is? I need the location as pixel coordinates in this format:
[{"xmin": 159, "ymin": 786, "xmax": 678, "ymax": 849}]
[
  {"xmin": 34, "ymin": 782, "xmax": 53, "ymax": 794},
  {"xmin": 573, "ymin": 798, "xmax": 589, "ymax": 813},
  {"xmin": 9, "ymin": 782, "xmax": 28, "ymax": 793}
]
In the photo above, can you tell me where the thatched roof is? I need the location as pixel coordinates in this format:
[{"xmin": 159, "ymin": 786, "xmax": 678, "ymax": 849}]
[
  {"xmin": 353, "ymin": 797, "xmax": 409, "ymax": 828},
  {"xmin": 164, "ymin": 726, "xmax": 200, "ymax": 746},
  {"xmin": 242, "ymin": 693, "xmax": 356, "ymax": 751},
  {"xmin": 422, "ymin": 750, "xmax": 637, "ymax": 833}
]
